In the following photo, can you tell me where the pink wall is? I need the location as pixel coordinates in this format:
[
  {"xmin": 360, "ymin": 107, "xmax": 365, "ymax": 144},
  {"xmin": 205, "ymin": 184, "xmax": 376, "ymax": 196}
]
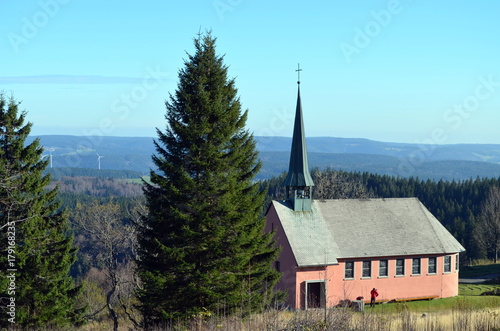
[
  {"xmin": 265, "ymin": 204, "xmax": 460, "ymax": 309},
  {"xmin": 294, "ymin": 255, "xmax": 459, "ymax": 308},
  {"xmin": 265, "ymin": 205, "xmax": 299, "ymax": 306}
]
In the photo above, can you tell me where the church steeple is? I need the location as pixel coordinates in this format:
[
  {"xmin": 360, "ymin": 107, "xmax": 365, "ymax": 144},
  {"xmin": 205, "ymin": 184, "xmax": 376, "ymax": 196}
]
[{"xmin": 283, "ymin": 64, "xmax": 314, "ymax": 211}]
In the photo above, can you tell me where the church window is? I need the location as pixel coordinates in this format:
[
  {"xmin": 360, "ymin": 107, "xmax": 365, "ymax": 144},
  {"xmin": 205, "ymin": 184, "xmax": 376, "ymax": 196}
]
[
  {"xmin": 396, "ymin": 259, "xmax": 405, "ymax": 276},
  {"xmin": 444, "ymin": 255, "xmax": 451, "ymax": 273},
  {"xmin": 362, "ymin": 261, "xmax": 371, "ymax": 278},
  {"xmin": 379, "ymin": 260, "xmax": 388, "ymax": 277},
  {"xmin": 428, "ymin": 257, "xmax": 437, "ymax": 274},
  {"xmin": 345, "ymin": 261, "xmax": 354, "ymax": 279},
  {"xmin": 412, "ymin": 258, "xmax": 421, "ymax": 275}
]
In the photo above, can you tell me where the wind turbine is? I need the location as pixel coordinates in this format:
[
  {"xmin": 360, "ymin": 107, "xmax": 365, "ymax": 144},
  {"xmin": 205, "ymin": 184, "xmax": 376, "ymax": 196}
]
[
  {"xmin": 48, "ymin": 148, "xmax": 54, "ymax": 168},
  {"xmin": 41, "ymin": 148, "xmax": 54, "ymax": 168},
  {"xmin": 96, "ymin": 153, "xmax": 104, "ymax": 170}
]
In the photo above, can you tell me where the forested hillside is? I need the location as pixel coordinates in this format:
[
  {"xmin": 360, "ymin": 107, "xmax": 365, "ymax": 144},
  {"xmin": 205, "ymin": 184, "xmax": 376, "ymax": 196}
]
[{"xmin": 46, "ymin": 167, "xmax": 143, "ymax": 180}]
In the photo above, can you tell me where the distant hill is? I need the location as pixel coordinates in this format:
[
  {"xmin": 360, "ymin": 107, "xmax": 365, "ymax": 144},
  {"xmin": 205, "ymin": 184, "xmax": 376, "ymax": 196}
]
[
  {"xmin": 256, "ymin": 136, "xmax": 500, "ymax": 163},
  {"xmin": 259, "ymin": 151, "xmax": 500, "ymax": 181},
  {"xmin": 29, "ymin": 135, "xmax": 156, "ymax": 175},
  {"xmin": 29, "ymin": 135, "xmax": 500, "ymax": 181}
]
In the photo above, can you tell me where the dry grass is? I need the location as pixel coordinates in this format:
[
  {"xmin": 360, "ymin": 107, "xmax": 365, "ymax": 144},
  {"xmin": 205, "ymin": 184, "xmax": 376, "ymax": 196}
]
[
  {"xmin": 14, "ymin": 305, "xmax": 500, "ymax": 330},
  {"xmin": 128, "ymin": 305, "xmax": 500, "ymax": 331}
]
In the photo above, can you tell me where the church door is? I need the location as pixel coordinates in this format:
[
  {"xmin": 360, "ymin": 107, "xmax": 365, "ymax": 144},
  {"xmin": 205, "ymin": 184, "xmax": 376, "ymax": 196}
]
[{"xmin": 306, "ymin": 281, "xmax": 326, "ymax": 309}]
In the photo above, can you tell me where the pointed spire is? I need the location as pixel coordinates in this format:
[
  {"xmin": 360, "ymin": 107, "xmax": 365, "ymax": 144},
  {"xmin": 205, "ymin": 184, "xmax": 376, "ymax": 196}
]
[
  {"xmin": 283, "ymin": 65, "xmax": 314, "ymax": 211},
  {"xmin": 283, "ymin": 84, "xmax": 314, "ymax": 187}
]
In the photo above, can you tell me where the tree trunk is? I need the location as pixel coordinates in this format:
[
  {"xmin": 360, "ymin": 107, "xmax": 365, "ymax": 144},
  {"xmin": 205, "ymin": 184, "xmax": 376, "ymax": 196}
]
[{"xmin": 107, "ymin": 285, "xmax": 119, "ymax": 331}]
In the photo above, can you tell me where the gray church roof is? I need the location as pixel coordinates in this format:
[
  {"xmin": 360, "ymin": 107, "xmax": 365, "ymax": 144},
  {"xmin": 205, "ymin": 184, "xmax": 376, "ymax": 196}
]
[{"xmin": 271, "ymin": 198, "xmax": 465, "ymax": 267}]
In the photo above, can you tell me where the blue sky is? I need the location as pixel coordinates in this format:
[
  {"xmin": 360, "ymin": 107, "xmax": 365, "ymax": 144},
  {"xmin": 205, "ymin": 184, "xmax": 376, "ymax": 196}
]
[{"xmin": 1, "ymin": 0, "xmax": 500, "ymax": 144}]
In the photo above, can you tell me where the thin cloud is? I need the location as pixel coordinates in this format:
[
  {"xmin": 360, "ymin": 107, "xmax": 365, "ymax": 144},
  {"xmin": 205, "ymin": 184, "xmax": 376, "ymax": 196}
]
[{"xmin": 0, "ymin": 75, "xmax": 146, "ymax": 84}]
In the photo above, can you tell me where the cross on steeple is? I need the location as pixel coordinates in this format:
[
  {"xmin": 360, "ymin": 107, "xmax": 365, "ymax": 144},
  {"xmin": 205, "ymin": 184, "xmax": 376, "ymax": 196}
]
[{"xmin": 296, "ymin": 63, "xmax": 302, "ymax": 84}]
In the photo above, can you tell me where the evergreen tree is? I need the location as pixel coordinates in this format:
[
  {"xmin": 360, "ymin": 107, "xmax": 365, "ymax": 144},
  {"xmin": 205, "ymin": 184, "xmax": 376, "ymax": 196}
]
[
  {"xmin": 0, "ymin": 94, "xmax": 82, "ymax": 328},
  {"xmin": 137, "ymin": 33, "xmax": 280, "ymax": 324}
]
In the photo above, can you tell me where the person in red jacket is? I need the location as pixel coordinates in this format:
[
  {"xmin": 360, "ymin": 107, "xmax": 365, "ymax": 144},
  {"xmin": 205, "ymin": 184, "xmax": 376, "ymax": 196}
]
[{"xmin": 370, "ymin": 288, "xmax": 379, "ymax": 307}]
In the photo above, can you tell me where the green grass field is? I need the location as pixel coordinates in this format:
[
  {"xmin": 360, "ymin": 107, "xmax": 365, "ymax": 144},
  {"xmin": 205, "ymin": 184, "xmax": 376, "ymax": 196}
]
[
  {"xmin": 124, "ymin": 176, "xmax": 151, "ymax": 185},
  {"xmin": 459, "ymin": 262, "xmax": 500, "ymax": 278},
  {"xmin": 459, "ymin": 283, "xmax": 500, "ymax": 296},
  {"xmin": 366, "ymin": 271, "xmax": 500, "ymax": 314},
  {"xmin": 368, "ymin": 262, "xmax": 500, "ymax": 314},
  {"xmin": 370, "ymin": 295, "xmax": 500, "ymax": 314}
]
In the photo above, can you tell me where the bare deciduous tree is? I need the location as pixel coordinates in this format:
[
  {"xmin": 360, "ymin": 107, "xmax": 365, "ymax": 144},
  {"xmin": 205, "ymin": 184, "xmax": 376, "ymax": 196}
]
[
  {"xmin": 72, "ymin": 200, "xmax": 141, "ymax": 331},
  {"xmin": 474, "ymin": 186, "xmax": 500, "ymax": 263},
  {"xmin": 312, "ymin": 168, "xmax": 372, "ymax": 200}
]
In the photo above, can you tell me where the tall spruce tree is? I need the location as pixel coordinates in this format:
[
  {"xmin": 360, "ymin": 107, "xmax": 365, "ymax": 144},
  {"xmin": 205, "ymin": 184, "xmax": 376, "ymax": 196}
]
[
  {"xmin": 137, "ymin": 33, "xmax": 280, "ymax": 324},
  {"xmin": 0, "ymin": 94, "xmax": 82, "ymax": 328}
]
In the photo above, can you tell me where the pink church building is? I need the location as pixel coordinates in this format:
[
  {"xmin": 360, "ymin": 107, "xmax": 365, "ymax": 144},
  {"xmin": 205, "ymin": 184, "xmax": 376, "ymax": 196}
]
[{"xmin": 265, "ymin": 79, "xmax": 465, "ymax": 309}]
